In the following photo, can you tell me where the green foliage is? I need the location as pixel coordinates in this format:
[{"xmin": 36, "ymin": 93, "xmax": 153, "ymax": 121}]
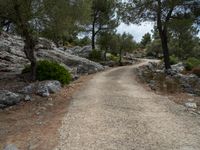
[
  {"xmin": 146, "ymin": 39, "xmax": 162, "ymax": 58},
  {"xmin": 140, "ymin": 33, "xmax": 151, "ymax": 48},
  {"xmin": 74, "ymin": 37, "xmax": 91, "ymax": 46},
  {"xmin": 90, "ymin": 0, "xmax": 118, "ymax": 49},
  {"xmin": 168, "ymin": 18, "xmax": 199, "ymax": 60},
  {"xmin": 107, "ymin": 54, "xmax": 119, "ymax": 62},
  {"xmin": 185, "ymin": 57, "xmax": 200, "ymax": 71},
  {"xmin": 22, "ymin": 60, "xmax": 72, "ymax": 85},
  {"xmin": 88, "ymin": 50, "xmax": 102, "ymax": 61},
  {"xmin": 40, "ymin": 0, "xmax": 91, "ymax": 46},
  {"xmin": 169, "ymin": 55, "xmax": 179, "ymax": 65}
]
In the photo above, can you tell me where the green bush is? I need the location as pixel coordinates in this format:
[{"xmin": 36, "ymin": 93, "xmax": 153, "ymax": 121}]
[
  {"xmin": 185, "ymin": 57, "xmax": 200, "ymax": 71},
  {"xmin": 22, "ymin": 60, "xmax": 72, "ymax": 85},
  {"xmin": 169, "ymin": 55, "xmax": 179, "ymax": 65},
  {"xmin": 88, "ymin": 49, "xmax": 102, "ymax": 61},
  {"xmin": 107, "ymin": 54, "xmax": 119, "ymax": 62}
]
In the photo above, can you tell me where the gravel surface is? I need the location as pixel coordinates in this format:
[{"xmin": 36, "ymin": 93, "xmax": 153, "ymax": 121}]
[{"xmin": 55, "ymin": 61, "xmax": 200, "ymax": 150}]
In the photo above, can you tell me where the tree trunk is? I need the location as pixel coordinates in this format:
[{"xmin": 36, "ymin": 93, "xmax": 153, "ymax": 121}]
[
  {"xmin": 119, "ymin": 48, "xmax": 122, "ymax": 66},
  {"xmin": 104, "ymin": 50, "xmax": 107, "ymax": 61},
  {"xmin": 13, "ymin": 0, "xmax": 37, "ymax": 81},
  {"xmin": 92, "ymin": 23, "xmax": 95, "ymax": 50},
  {"xmin": 159, "ymin": 28, "xmax": 171, "ymax": 70},
  {"xmin": 157, "ymin": 0, "xmax": 171, "ymax": 70},
  {"xmin": 24, "ymin": 35, "xmax": 37, "ymax": 81}
]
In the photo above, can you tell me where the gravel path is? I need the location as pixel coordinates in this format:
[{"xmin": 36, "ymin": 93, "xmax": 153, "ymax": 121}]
[{"xmin": 55, "ymin": 61, "xmax": 200, "ymax": 150}]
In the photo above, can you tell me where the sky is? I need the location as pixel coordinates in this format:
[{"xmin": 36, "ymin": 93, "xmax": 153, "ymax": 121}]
[
  {"xmin": 117, "ymin": 22, "xmax": 154, "ymax": 42},
  {"xmin": 117, "ymin": 22, "xmax": 200, "ymax": 43}
]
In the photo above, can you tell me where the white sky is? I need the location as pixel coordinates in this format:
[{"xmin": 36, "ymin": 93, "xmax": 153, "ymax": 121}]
[
  {"xmin": 117, "ymin": 22, "xmax": 200, "ymax": 43},
  {"xmin": 117, "ymin": 22, "xmax": 154, "ymax": 42}
]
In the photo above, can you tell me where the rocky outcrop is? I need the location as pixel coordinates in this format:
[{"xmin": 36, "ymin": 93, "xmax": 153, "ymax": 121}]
[
  {"xmin": 0, "ymin": 32, "xmax": 104, "ymax": 78},
  {"xmin": 19, "ymin": 80, "xmax": 62, "ymax": 97},
  {"xmin": 36, "ymin": 49, "xmax": 104, "ymax": 75},
  {"xmin": 0, "ymin": 80, "xmax": 61, "ymax": 108},
  {"xmin": 65, "ymin": 45, "xmax": 92, "ymax": 58},
  {"xmin": 0, "ymin": 90, "xmax": 23, "ymax": 108},
  {"xmin": 135, "ymin": 62, "xmax": 200, "ymax": 96}
]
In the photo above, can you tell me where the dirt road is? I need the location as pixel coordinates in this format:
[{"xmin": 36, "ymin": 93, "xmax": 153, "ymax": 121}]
[{"xmin": 55, "ymin": 61, "xmax": 200, "ymax": 150}]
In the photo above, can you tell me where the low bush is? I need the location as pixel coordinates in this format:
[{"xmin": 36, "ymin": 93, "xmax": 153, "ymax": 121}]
[
  {"xmin": 192, "ymin": 67, "xmax": 200, "ymax": 77},
  {"xmin": 88, "ymin": 49, "xmax": 102, "ymax": 61},
  {"xmin": 22, "ymin": 60, "xmax": 72, "ymax": 85},
  {"xmin": 185, "ymin": 57, "xmax": 200, "ymax": 71},
  {"xmin": 169, "ymin": 55, "xmax": 179, "ymax": 65},
  {"xmin": 107, "ymin": 54, "xmax": 119, "ymax": 62}
]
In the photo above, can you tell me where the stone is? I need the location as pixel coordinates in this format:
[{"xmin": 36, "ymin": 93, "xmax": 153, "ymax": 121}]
[
  {"xmin": 185, "ymin": 102, "xmax": 197, "ymax": 109},
  {"xmin": 0, "ymin": 32, "xmax": 104, "ymax": 78},
  {"xmin": 19, "ymin": 80, "xmax": 61, "ymax": 97},
  {"xmin": 0, "ymin": 90, "xmax": 22, "ymax": 108},
  {"xmin": 24, "ymin": 95, "xmax": 31, "ymax": 101},
  {"xmin": 3, "ymin": 144, "xmax": 19, "ymax": 150},
  {"xmin": 65, "ymin": 45, "xmax": 92, "ymax": 58},
  {"xmin": 171, "ymin": 63, "xmax": 185, "ymax": 73}
]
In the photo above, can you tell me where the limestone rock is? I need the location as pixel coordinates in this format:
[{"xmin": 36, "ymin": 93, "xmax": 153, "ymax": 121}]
[
  {"xmin": 19, "ymin": 80, "xmax": 61, "ymax": 97},
  {"xmin": 0, "ymin": 90, "xmax": 22, "ymax": 108},
  {"xmin": 0, "ymin": 32, "xmax": 104, "ymax": 78}
]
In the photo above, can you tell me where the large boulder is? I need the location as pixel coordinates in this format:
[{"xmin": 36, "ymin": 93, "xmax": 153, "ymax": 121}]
[
  {"xmin": 0, "ymin": 32, "xmax": 104, "ymax": 78},
  {"xmin": 19, "ymin": 80, "xmax": 62, "ymax": 97},
  {"xmin": 65, "ymin": 45, "xmax": 92, "ymax": 58},
  {"xmin": 0, "ymin": 90, "xmax": 22, "ymax": 108},
  {"xmin": 0, "ymin": 32, "xmax": 28, "ymax": 73},
  {"xmin": 36, "ymin": 49, "xmax": 104, "ymax": 75}
]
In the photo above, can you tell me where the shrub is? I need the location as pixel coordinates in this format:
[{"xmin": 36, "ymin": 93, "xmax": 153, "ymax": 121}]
[
  {"xmin": 22, "ymin": 60, "xmax": 72, "ymax": 85},
  {"xmin": 192, "ymin": 67, "xmax": 200, "ymax": 77},
  {"xmin": 169, "ymin": 55, "xmax": 179, "ymax": 65},
  {"xmin": 107, "ymin": 54, "xmax": 119, "ymax": 62},
  {"xmin": 185, "ymin": 57, "xmax": 200, "ymax": 71},
  {"xmin": 88, "ymin": 49, "xmax": 102, "ymax": 61}
]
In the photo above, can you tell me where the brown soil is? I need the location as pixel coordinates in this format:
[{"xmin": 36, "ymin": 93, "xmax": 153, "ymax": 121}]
[{"xmin": 0, "ymin": 75, "xmax": 92, "ymax": 150}]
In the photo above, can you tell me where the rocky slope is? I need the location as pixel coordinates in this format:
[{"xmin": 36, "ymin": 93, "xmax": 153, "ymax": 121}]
[
  {"xmin": 0, "ymin": 32, "xmax": 104, "ymax": 108},
  {"xmin": 135, "ymin": 61, "xmax": 200, "ymax": 96},
  {"xmin": 0, "ymin": 32, "xmax": 104, "ymax": 79}
]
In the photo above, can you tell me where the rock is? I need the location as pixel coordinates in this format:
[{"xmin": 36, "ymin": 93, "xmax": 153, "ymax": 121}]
[
  {"xmin": 24, "ymin": 95, "xmax": 31, "ymax": 101},
  {"xmin": 37, "ymin": 49, "xmax": 104, "ymax": 75},
  {"xmin": 0, "ymin": 90, "xmax": 22, "ymax": 108},
  {"xmin": 3, "ymin": 144, "xmax": 19, "ymax": 150},
  {"xmin": 39, "ymin": 80, "xmax": 61, "ymax": 93},
  {"xmin": 171, "ymin": 63, "xmax": 185, "ymax": 73},
  {"xmin": 185, "ymin": 102, "xmax": 197, "ymax": 109},
  {"xmin": 19, "ymin": 80, "xmax": 61, "ymax": 97},
  {"xmin": 65, "ymin": 45, "xmax": 92, "ymax": 58},
  {"xmin": 37, "ymin": 85, "xmax": 50, "ymax": 97},
  {"xmin": 35, "ymin": 37, "xmax": 57, "ymax": 50},
  {"xmin": 165, "ymin": 69, "xmax": 177, "ymax": 76},
  {"xmin": 0, "ymin": 32, "xmax": 104, "ymax": 78}
]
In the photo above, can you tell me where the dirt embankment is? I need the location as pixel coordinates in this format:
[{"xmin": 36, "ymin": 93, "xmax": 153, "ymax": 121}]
[{"xmin": 0, "ymin": 75, "xmax": 92, "ymax": 150}]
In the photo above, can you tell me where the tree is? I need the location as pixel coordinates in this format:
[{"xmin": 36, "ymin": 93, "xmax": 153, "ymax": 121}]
[
  {"xmin": 40, "ymin": 0, "xmax": 90, "ymax": 46},
  {"xmin": 168, "ymin": 18, "xmax": 199, "ymax": 59},
  {"xmin": 0, "ymin": 0, "xmax": 90, "ymax": 80},
  {"xmin": 119, "ymin": 0, "xmax": 197, "ymax": 70},
  {"xmin": 140, "ymin": 33, "xmax": 151, "ymax": 48},
  {"xmin": 97, "ymin": 32, "xmax": 115, "ymax": 60},
  {"xmin": 0, "ymin": 0, "xmax": 41, "ymax": 80},
  {"xmin": 90, "ymin": 0, "xmax": 118, "ymax": 50}
]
